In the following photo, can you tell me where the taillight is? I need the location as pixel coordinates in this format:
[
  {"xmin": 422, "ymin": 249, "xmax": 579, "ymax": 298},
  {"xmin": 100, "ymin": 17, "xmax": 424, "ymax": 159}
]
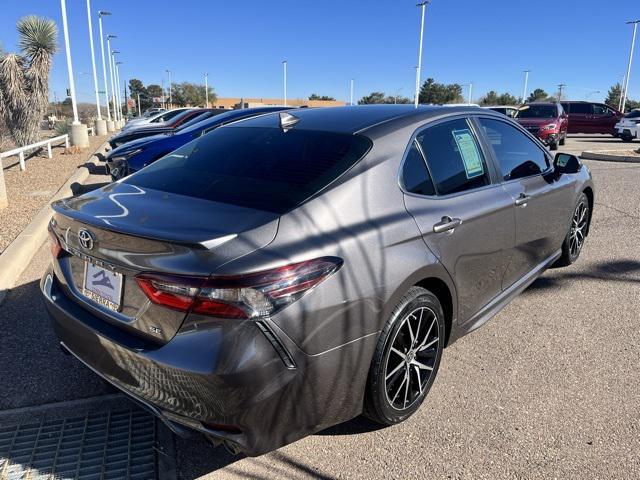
[
  {"xmin": 135, "ymin": 257, "xmax": 343, "ymax": 319},
  {"xmin": 48, "ymin": 225, "xmax": 63, "ymax": 258}
]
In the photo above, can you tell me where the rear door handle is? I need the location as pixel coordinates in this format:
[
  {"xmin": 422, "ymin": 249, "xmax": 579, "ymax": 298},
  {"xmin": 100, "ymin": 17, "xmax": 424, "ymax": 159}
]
[
  {"xmin": 433, "ymin": 216, "xmax": 462, "ymax": 233},
  {"xmin": 514, "ymin": 193, "xmax": 531, "ymax": 206}
]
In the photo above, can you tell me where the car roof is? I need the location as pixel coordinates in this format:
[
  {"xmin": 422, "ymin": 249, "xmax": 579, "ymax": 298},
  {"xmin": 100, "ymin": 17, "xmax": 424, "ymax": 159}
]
[{"xmin": 229, "ymin": 104, "xmax": 485, "ymax": 134}]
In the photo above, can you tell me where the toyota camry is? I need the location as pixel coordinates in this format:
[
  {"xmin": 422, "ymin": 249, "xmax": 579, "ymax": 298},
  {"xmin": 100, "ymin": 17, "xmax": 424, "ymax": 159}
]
[{"xmin": 41, "ymin": 105, "xmax": 594, "ymax": 456}]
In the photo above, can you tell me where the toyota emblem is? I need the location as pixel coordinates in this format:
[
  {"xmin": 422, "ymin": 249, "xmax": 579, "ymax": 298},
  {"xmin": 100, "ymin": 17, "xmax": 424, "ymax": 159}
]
[{"xmin": 78, "ymin": 229, "xmax": 95, "ymax": 250}]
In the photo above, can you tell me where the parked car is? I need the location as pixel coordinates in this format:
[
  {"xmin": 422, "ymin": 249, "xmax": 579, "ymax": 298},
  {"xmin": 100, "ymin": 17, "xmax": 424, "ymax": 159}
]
[
  {"xmin": 143, "ymin": 107, "xmax": 166, "ymax": 117},
  {"xmin": 484, "ymin": 105, "xmax": 518, "ymax": 118},
  {"xmin": 560, "ymin": 101, "xmax": 623, "ymax": 136},
  {"xmin": 105, "ymin": 107, "xmax": 291, "ymax": 180},
  {"xmin": 108, "ymin": 108, "xmax": 227, "ymax": 149},
  {"xmin": 122, "ymin": 107, "xmax": 191, "ymax": 130},
  {"xmin": 43, "ymin": 105, "xmax": 593, "ymax": 456},
  {"xmin": 514, "ymin": 102, "xmax": 568, "ymax": 150},
  {"xmin": 614, "ymin": 109, "xmax": 640, "ymax": 142}
]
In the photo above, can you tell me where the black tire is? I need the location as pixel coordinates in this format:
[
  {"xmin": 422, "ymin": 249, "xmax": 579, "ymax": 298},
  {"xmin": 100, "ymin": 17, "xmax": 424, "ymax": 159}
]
[
  {"xmin": 559, "ymin": 134, "xmax": 566, "ymax": 146},
  {"xmin": 364, "ymin": 286, "xmax": 445, "ymax": 425},
  {"xmin": 621, "ymin": 134, "xmax": 634, "ymax": 142},
  {"xmin": 555, "ymin": 192, "xmax": 590, "ymax": 267},
  {"xmin": 549, "ymin": 141, "xmax": 558, "ymax": 151}
]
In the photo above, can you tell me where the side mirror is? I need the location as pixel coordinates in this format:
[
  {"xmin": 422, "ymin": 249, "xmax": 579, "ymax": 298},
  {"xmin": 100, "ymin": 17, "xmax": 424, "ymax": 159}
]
[{"xmin": 554, "ymin": 153, "xmax": 581, "ymax": 174}]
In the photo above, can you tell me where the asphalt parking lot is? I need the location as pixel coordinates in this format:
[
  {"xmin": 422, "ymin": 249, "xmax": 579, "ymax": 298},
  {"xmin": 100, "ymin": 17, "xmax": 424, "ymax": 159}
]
[{"xmin": 1, "ymin": 138, "xmax": 639, "ymax": 479}]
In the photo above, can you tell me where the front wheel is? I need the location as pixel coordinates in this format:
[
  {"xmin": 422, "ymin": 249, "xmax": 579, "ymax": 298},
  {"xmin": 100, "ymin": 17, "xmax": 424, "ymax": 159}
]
[
  {"xmin": 621, "ymin": 134, "xmax": 634, "ymax": 142},
  {"xmin": 364, "ymin": 287, "xmax": 445, "ymax": 425},
  {"xmin": 559, "ymin": 134, "xmax": 566, "ymax": 146},
  {"xmin": 555, "ymin": 192, "xmax": 590, "ymax": 267},
  {"xmin": 549, "ymin": 141, "xmax": 559, "ymax": 151}
]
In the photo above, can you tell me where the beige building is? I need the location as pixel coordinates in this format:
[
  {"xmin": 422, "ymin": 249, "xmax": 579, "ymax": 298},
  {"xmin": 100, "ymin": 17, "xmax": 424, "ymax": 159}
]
[{"xmin": 213, "ymin": 97, "xmax": 346, "ymax": 109}]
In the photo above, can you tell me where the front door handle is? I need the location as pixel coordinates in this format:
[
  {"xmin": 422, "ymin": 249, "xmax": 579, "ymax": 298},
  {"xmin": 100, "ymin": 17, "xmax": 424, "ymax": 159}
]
[
  {"xmin": 514, "ymin": 193, "xmax": 531, "ymax": 206},
  {"xmin": 433, "ymin": 216, "xmax": 462, "ymax": 233}
]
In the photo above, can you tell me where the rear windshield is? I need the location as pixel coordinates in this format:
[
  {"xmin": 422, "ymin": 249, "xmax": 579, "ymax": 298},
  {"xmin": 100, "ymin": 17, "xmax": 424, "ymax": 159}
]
[
  {"xmin": 516, "ymin": 105, "xmax": 557, "ymax": 118},
  {"xmin": 124, "ymin": 127, "xmax": 372, "ymax": 214}
]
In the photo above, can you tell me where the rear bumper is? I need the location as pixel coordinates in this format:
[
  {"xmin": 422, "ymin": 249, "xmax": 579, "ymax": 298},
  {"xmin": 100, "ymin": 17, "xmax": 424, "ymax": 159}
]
[{"xmin": 40, "ymin": 267, "xmax": 374, "ymax": 456}]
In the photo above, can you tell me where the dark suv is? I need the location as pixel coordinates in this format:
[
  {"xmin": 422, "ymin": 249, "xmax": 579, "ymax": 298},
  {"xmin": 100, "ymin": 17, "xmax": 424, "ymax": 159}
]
[
  {"xmin": 560, "ymin": 101, "xmax": 623, "ymax": 136},
  {"xmin": 514, "ymin": 102, "xmax": 568, "ymax": 150}
]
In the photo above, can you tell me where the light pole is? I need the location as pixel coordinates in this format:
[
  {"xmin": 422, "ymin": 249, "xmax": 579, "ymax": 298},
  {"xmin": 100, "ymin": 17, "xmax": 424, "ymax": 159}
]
[
  {"xmin": 85, "ymin": 0, "xmax": 106, "ymax": 135},
  {"xmin": 137, "ymin": 93, "xmax": 141, "ymax": 116},
  {"xmin": 116, "ymin": 61, "xmax": 124, "ymax": 121},
  {"xmin": 60, "ymin": 0, "xmax": 89, "ymax": 147},
  {"xmin": 97, "ymin": 11, "xmax": 113, "ymax": 131},
  {"xmin": 282, "ymin": 60, "xmax": 287, "ymax": 106},
  {"xmin": 414, "ymin": 1, "xmax": 430, "ymax": 108},
  {"xmin": 468, "ymin": 82, "xmax": 473, "ymax": 105},
  {"xmin": 111, "ymin": 50, "xmax": 121, "ymax": 123},
  {"xmin": 619, "ymin": 73, "xmax": 626, "ymax": 111},
  {"xmin": 106, "ymin": 35, "xmax": 118, "ymax": 124},
  {"xmin": 522, "ymin": 70, "xmax": 530, "ymax": 103},
  {"xmin": 204, "ymin": 73, "xmax": 209, "ymax": 107},
  {"xmin": 166, "ymin": 69, "xmax": 172, "ymax": 106},
  {"xmin": 350, "ymin": 78, "xmax": 354, "ymax": 106},
  {"xmin": 622, "ymin": 20, "xmax": 640, "ymax": 113}
]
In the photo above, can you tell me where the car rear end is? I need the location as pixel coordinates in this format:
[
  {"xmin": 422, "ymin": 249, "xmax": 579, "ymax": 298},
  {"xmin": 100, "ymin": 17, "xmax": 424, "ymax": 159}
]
[
  {"xmin": 41, "ymin": 116, "xmax": 374, "ymax": 455},
  {"xmin": 615, "ymin": 109, "xmax": 640, "ymax": 141}
]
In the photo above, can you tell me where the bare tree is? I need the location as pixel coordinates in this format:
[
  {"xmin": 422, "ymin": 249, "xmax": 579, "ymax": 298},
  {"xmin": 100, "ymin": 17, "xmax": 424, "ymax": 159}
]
[{"xmin": 0, "ymin": 16, "xmax": 57, "ymax": 147}]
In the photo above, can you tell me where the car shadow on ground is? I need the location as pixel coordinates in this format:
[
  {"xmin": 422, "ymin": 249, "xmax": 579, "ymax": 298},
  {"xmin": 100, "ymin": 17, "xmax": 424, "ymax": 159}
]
[{"xmin": 524, "ymin": 258, "xmax": 640, "ymax": 294}]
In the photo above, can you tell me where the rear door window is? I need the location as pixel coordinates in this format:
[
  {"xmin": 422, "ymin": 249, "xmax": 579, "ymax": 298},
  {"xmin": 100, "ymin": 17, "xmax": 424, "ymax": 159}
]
[
  {"xmin": 401, "ymin": 141, "xmax": 435, "ymax": 195},
  {"xmin": 415, "ymin": 118, "xmax": 491, "ymax": 196},
  {"xmin": 570, "ymin": 103, "xmax": 591, "ymax": 114},
  {"xmin": 478, "ymin": 117, "xmax": 550, "ymax": 181},
  {"xmin": 125, "ymin": 127, "xmax": 372, "ymax": 214}
]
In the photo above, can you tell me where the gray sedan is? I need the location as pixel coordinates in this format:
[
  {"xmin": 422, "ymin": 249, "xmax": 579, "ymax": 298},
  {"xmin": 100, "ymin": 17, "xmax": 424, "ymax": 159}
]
[{"xmin": 42, "ymin": 105, "xmax": 593, "ymax": 456}]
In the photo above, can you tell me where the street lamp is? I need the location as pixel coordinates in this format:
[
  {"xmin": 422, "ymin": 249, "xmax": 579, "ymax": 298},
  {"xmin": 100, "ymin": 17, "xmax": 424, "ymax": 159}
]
[
  {"xmin": 59, "ymin": 0, "xmax": 89, "ymax": 146},
  {"xmin": 166, "ymin": 69, "xmax": 172, "ymax": 105},
  {"xmin": 622, "ymin": 20, "xmax": 640, "ymax": 113},
  {"xmin": 97, "ymin": 11, "xmax": 113, "ymax": 131},
  {"xmin": 350, "ymin": 78, "xmax": 354, "ymax": 106},
  {"xmin": 106, "ymin": 35, "xmax": 118, "ymax": 124},
  {"xmin": 414, "ymin": 1, "xmax": 430, "ymax": 108},
  {"xmin": 116, "ymin": 61, "xmax": 124, "ymax": 121},
  {"xmin": 522, "ymin": 70, "xmax": 530, "ymax": 103},
  {"xmin": 111, "ymin": 50, "xmax": 121, "ymax": 122},
  {"xmin": 282, "ymin": 60, "xmax": 287, "ymax": 106},
  {"xmin": 204, "ymin": 73, "xmax": 209, "ymax": 107},
  {"xmin": 85, "ymin": 0, "xmax": 106, "ymax": 135}
]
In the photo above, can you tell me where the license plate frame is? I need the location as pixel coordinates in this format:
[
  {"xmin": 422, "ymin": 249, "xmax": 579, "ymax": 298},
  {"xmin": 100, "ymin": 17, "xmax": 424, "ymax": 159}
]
[{"xmin": 82, "ymin": 261, "xmax": 124, "ymax": 312}]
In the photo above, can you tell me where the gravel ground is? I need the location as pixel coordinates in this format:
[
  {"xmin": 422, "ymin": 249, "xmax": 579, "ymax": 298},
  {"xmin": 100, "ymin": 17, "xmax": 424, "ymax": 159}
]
[
  {"xmin": 0, "ymin": 158, "xmax": 638, "ymax": 479},
  {"xmin": 0, "ymin": 134, "xmax": 107, "ymax": 253}
]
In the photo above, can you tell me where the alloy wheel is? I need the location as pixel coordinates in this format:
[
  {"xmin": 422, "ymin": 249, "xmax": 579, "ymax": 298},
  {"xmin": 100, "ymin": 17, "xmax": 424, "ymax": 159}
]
[
  {"xmin": 569, "ymin": 200, "xmax": 588, "ymax": 257},
  {"xmin": 384, "ymin": 306, "xmax": 440, "ymax": 410}
]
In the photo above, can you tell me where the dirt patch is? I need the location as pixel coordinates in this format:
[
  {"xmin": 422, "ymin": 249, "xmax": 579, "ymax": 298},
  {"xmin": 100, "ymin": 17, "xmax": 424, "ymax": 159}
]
[{"xmin": 0, "ymin": 135, "xmax": 108, "ymax": 253}]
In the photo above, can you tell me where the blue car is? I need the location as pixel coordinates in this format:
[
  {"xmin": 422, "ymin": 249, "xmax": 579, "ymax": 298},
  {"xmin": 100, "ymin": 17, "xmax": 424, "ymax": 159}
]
[{"xmin": 105, "ymin": 107, "xmax": 290, "ymax": 181}]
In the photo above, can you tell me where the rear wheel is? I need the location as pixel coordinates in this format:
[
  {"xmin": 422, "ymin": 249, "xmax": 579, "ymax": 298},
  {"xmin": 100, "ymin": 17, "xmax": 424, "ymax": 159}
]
[
  {"xmin": 364, "ymin": 287, "xmax": 445, "ymax": 425},
  {"xmin": 621, "ymin": 134, "xmax": 634, "ymax": 142},
  {"xmin": 555, "ymin": 192, "xmax": 590, "ymax": 267}
]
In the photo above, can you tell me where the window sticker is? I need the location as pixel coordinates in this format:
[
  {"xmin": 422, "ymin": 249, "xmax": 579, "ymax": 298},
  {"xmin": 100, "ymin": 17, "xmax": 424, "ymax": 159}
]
[{"xmin": 451, "ymin": 128, "xmax": 484, "ymax": 179}]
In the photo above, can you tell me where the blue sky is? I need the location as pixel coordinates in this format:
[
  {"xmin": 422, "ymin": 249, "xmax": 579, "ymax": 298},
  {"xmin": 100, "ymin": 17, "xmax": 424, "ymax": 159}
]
[{"xmin": 1, "ymin": 0, "xmax": 639, "ymax": 105}]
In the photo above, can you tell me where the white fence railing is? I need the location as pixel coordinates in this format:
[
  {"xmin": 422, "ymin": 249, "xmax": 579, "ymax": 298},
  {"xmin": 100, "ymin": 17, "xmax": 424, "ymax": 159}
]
[{"xmin": 0, "ymin": 134, "xmax": 69, "ymax": 171}]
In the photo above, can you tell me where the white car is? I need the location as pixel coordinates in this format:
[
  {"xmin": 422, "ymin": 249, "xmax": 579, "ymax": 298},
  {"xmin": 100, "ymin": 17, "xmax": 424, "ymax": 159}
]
[
  {"xmin": 615, "ymin": 109, "xmax": 640, "ymax": 142},
  {"xmin": 122, "ymin": 108, "xmax": 191, "ymax": 131},
  {"xmin": 483, "ymin": 105, "xmax": 519, "ymax": 118}
]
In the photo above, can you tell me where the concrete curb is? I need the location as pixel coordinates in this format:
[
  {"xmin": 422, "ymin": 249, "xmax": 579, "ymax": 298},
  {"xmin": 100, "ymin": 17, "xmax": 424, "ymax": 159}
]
[
  {"xmin": 581, "ymin": 150, "xmax": 640, "ymax": 163},
  {"xmin": 0, "ymin": 141, "xmax": 108, "ymax": 305}
]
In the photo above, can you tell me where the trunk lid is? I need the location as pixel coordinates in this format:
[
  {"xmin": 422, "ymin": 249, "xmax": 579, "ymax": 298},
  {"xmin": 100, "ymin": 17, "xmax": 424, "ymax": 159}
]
[{"xmin": 50, "ymin": 182, "xmax": 279, "ymax": 344}]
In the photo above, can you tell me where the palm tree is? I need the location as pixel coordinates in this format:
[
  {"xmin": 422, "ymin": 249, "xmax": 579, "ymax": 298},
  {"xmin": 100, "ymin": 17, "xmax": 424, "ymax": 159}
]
[{"xmin": 0, "ymin": 16, "xmax": 57, "ymax": 147}]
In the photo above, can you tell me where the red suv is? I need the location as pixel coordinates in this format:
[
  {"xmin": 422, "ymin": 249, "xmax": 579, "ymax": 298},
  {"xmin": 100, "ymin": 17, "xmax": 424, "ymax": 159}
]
[
  {"xmin": 514, "ymin": 102, "xmax": 568, "ymax": 150},
  {"xmin": 560, "ymin": 101, "xmax": 623, "ymax": 136}
]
